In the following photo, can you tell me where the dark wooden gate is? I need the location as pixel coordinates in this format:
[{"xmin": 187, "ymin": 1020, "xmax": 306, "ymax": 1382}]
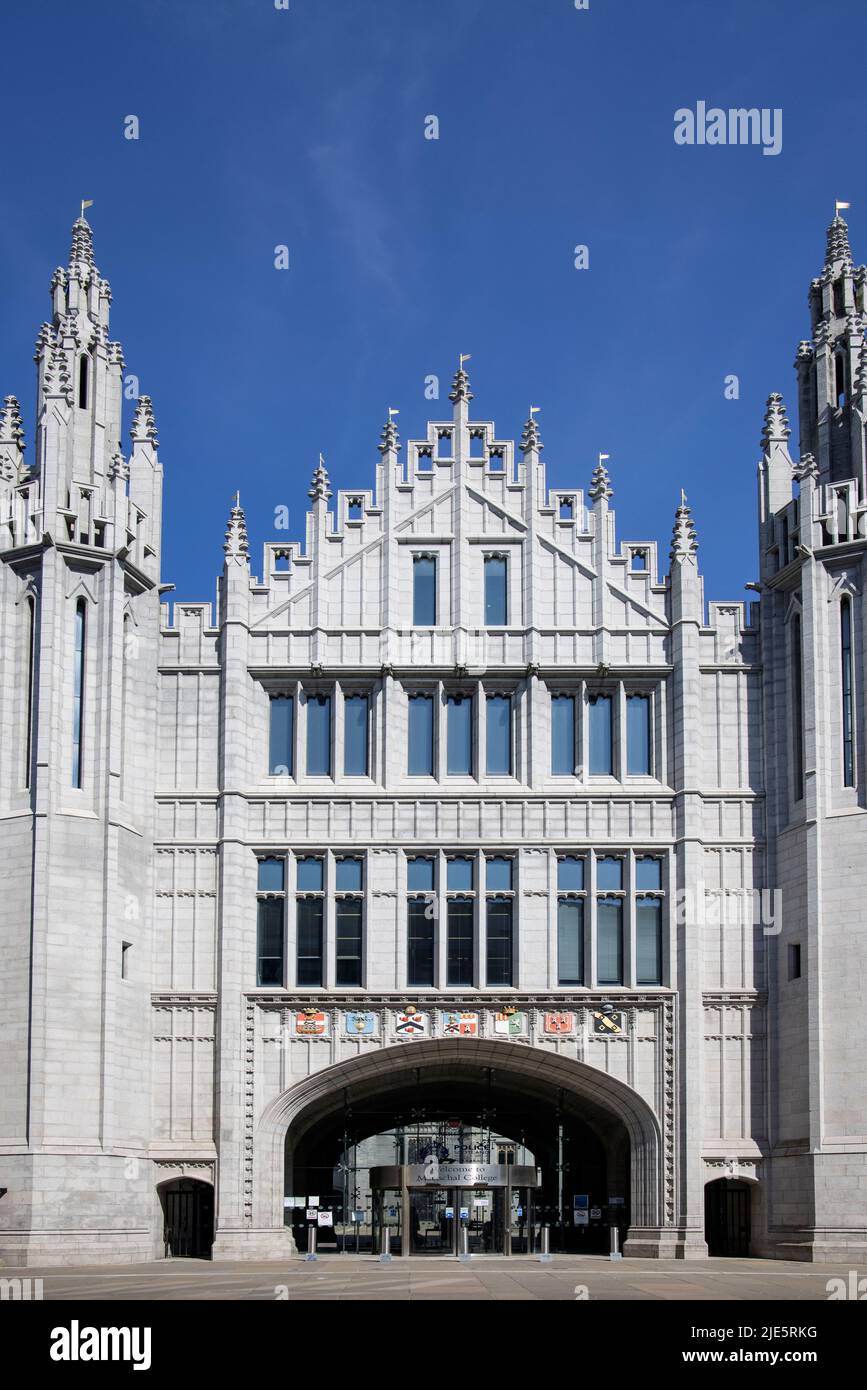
[
  {"xmin": 705, "ymin": 1179, "xmax": 750, "ymax": 1256},
  {"xmin": 163, "ymin": 1179, "xmax": 214, "ymax": 1258}
]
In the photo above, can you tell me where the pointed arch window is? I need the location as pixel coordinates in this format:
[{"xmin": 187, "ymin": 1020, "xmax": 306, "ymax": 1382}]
[
  {"xmin": 25, "ymin": 596, "xmax": 35, "ymax": 789},
  {"xmin": 78, "ymin": 353, "xmax": 89, "ymax": 409},
  {"xmin": 72, "ymin": 599, "xmax": 86, "ymax": 787},
  {"xmin": 791, "ymin": 612, "xmax": 804, "ymax": 802},
  {"xmin": 841, "ymin": 596, "xmax": 855, "ymax": 787}
]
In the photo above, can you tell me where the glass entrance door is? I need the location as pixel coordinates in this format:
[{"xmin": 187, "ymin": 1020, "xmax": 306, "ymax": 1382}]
[
  {"xmin": 409, "ymin": 1188, "xmax": 453, "ymax": 1253},
  {"xmin": 459, "ymin": 1189, "xmax": 505, "ymax": 1254}
]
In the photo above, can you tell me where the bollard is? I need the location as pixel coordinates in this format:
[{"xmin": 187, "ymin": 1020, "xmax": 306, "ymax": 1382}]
[
  {"xmin": 538, "ymin": 1225, "xmax": 552, "ymax": 1263},
  {"xmin": 609, "ymin": 1225, "xmax": 623, "ymax": 1261},
  {"xmin": 379, "ymin": 1225, "xmax": 392, "ymax": 1263},
  {"xmin": 305, "ymin": 1224, "xmax": 317, "ymax": 1262},
  {"xmin": 458, "ymin": 1225, "xmax": 471, "ymax": 1262}
]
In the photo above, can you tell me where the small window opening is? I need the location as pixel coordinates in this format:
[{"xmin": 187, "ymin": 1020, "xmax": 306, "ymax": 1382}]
[
  {"xmin": 833, "ymin": 278, "xmax": 844, "ymax": 317},
  {"xmin": 559, "ymin": 497, "xmax": 574, "ymax": 520},
  {"xmin": 835, "ymin": 353, "xmax": 846, "ymax": 408},
  {"xmin": 121, "ymin": 942, "xmax": 132, "ymax": 979},
  {"xmin": 631, "ymin": 549, "xmax": 647, "ymax": 571},
  {"xmin": 78, "ymin": 354, "xmax": 89, "ymax": 409},
  {"xmin": 787, "ymin": 943, "xmax": 801, "ymax": 980},
  {"xmin": 347, "ymin": 497, "xmax": 363, "ymax": 521}
]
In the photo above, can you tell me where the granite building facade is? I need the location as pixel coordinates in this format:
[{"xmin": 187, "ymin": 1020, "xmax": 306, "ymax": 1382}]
[{"xmin": 0, "ymin": 214, "xmax": 865, "ymax": 1266}]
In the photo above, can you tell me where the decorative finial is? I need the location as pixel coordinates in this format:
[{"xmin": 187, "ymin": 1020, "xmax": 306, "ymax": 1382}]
[
  {"xmin": 108, "ymin": 449, "xmax": 129, "ymax": 483},
  {"xmin": 449, "ymin": 356, "xmax": 473, "ymax": 404},
  {"xmin": 854, "ymin": 341, "xmax": 867, "ymax": 399},
  {"xmin": 379, "ymin": 408, "xmax": 401, "ymax": 454},
  {"xmin": 0, "ymin": 396, "xmax": 25, "ymax": 451},
  {"xmin": 670, "ymin": 493, "xmax": 698, "ymax": 563},
  {"xmin": 826, "ymin": 205, "xmax": 853, "ymax": 269},
  {"xmin": 793, "ymin": 452, "xmax": 818, "ymax": 483},
  {"xmin": 42, "ymin": 337, "xmax": 72, "ymax": 402},
  {"xmin": 130, "ymin": 395, "xmax": 158, "ymax": 447},
  {"xmin": 520, "ymin": 406, "xmax": 543, "ymax": 453},
  {"xmin": 760, "ymin": 392, "xmax": 791, "ymax": 451},
  {"xmin": 224, "ymin": 494, "xmax": 249, "ymax": 558},
  {"xmin": 589, "ymin": 453, "xmax": 612, "ymax": 501},
  {"xmin": 309, "ymin": 453, "xmax": 332, "ymax": 501},
  {"xmin": 69, "ymin": 205, "xmax": 95, "ymax": 269}
]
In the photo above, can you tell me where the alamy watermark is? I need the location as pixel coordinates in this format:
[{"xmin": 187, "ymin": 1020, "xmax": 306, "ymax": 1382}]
[
  {"xmin": 675, "ymin": 884, "xmax": 782, "ymax": 935},
  {"xmin": 674, "ymin": 103, "xmax": 782, "ymax": 157}
]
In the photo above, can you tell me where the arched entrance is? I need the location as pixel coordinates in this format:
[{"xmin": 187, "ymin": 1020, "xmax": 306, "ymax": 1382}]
[
  {"xmin": 159, "ymin": 1178, "xmax": 214, "ymax": 1259},
  {"xmin": 704, "ymin": 1178, "xmax": 751, "ymax": 1257},
  {"xmin": 256, "ymin": 1040, "xmax": 663, "ymax": 1256}
]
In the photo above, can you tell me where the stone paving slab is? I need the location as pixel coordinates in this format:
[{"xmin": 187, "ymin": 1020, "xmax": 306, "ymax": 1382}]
[{"xmin": 11, "ymin": 1254, "xmax": 867, "ymax": 1301}]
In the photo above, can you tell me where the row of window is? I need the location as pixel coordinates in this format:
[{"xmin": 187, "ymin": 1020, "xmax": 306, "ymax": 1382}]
[
  {"xmin": 789, "ymin": 594, "xmax": 857, "ymax": 800},
  {"xmin": 255, "ymin": 851, "xmax": 665, "ymax": 990},
  {"xmin": 413, "ymin": 553, "xmax": 508, "ymax": 627},
  {"xmin": 268, "ymin": 686, "xmax": 654, "ymax": 779}
]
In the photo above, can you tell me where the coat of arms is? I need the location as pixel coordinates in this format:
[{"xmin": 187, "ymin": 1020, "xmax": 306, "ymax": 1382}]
[
  {"xmin": 395, "ymin": 1005, "xmax": 428, "ymax": 1036},
  {"xmin": 543, "ymin": 1011, "xmax": 574, "ymax": 1034},
  {"xmin": 344, "ymin": 1011, "xmax": 376, "ymax": 1036},
  {"xmin": 295, "ymin": 1008, "xmax": 328, "ymax": 1036},
  {"xmin": 493, "ymin": 1010, "xmax": 524, "ymax": 1036},
  {"xmin": 442, "ymin": 1010, "xmax": 478, "ymax": 1036}
]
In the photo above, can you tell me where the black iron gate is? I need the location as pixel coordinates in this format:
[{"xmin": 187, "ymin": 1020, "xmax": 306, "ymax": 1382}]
[
  {"xmin": 163, "ymin": 1179, "xmax": 214, "ymax": 1259},
  {"xmin": 705, "ymin": 1179, "xmax": 750, "ymax": 1256}
]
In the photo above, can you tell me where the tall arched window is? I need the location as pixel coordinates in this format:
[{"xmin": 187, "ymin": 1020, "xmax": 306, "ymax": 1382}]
[
  {"xmin": 791, "ymin": 613, "xmax": 804, "ymax": 801},
  {"xmin": 841, "ymin": 597, "xmax": 855, "ymax": 787},
  {"xmin": 25, "ymin": 596, "xmax": 35, "ymax": 789},
  {"xmin": 72, "ymin": 600, "xmax": 86, "ymax": 787},
  {"xmin": 120, "ymin": 614, "xmax": 129, "ymax": 799},
  {"xmin": 78, "ymin": 354, "xmax": 89, "ymax": 409}
]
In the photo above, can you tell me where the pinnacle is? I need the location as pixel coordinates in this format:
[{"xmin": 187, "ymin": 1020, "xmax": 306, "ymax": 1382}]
[
  {"xmin": 520, "ymin": 410, "xmax": 543, "ymax": 453},
  {"xmin": 670, "ymin": 494, "xmax": 698, "ymax": 563},
  {"xmin": 448, "ymin": 362, "xmax": 473, "ymax": 405},
  {"xmin": 43, "ymin": 338, "xmax": 72, "ymax": 402},
  {"xmin": 589, "ymin": 458, "xmax": 613, "ymax": 502},
  {"xmin": 130, "ymin": 395, "xmax": 158, "ymax": 447},
  {"xmin": 855, "ymin": 340, "xmax": 867, "ymax": 397},
  {"xmin": 825, "ymin": 213, "xmax": 853, "ymax": 271},
  {"xmin": 309, "ymin": 453, "xmax": 332, "ymax": 502},
  {"xmin": 378, "ymin": 413, "xmax": 401, "ymax": 454},
  {"xmin": 224, "ymin": 494, "xmax": 249, "ymax": 558},
  {"xmin": 0, "ymin": 396, "xmax": 25, "ymax": 449},
  {"xmin": 760, "ymin": 392, "xmax": 791, "ymax": 451},
  {"xmin": 69, "ymin": 214, "xmax": 95, "ymax": 271}
]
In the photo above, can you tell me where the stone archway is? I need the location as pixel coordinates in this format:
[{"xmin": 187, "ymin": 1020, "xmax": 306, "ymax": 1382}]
[{"xmin": 253, "ymin": 1039, "xmax": 665, "ymax": 1252}]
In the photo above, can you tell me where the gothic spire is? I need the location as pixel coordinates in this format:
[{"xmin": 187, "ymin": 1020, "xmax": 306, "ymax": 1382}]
[
  {"xmin": 670, "ymin": 492, "xmax": 698, "ymax": 563},
  {"xmin": 224, "ymin": 492, "xmax": 249, "ymax": 558},
  {"xmin": 589, "ymin": 457, "xmax": 613, "ymax": 501},
  {"xmin": 69, "ymin": 213, "xmax": 95, "ymax": 271},
  {"xmin": 760, "ymin": 392, "xmax": 791, "ymax": 451},
  {"xmin": 0, "ymin": 396, "xmax": 25, "ymax": 452},
  {"xmin": 308, "ymin": 453, "xmax": 332, "ymax": 501},
  {"xmin": 130, "ymin": 395, "xmax": 158, "ymax": 447},
  {"xmin": 448, "ymin": 360, "xmax": 473, "ymax": 405},
  {"xmin": 378, "ymin": 411, "xmax": 400, "ymax": 454},
  {"xmin": 825, "ymin": 213, "xmax": 853, "ymax": 271},
  {"xmin": 520, "ymin": 409, "xmax": 543, "ymax": 453}
]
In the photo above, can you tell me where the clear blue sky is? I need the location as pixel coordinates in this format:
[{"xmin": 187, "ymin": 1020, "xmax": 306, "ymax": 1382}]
[{"xmin": 1, "ymin": 0, "xmax": 865, "ymax": 609}]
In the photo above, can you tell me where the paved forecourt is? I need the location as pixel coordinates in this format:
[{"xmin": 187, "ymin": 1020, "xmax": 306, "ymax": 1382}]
[{"xmin": 9, "ymin": 1256, "xmax": 867, "ymax": 1301}]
